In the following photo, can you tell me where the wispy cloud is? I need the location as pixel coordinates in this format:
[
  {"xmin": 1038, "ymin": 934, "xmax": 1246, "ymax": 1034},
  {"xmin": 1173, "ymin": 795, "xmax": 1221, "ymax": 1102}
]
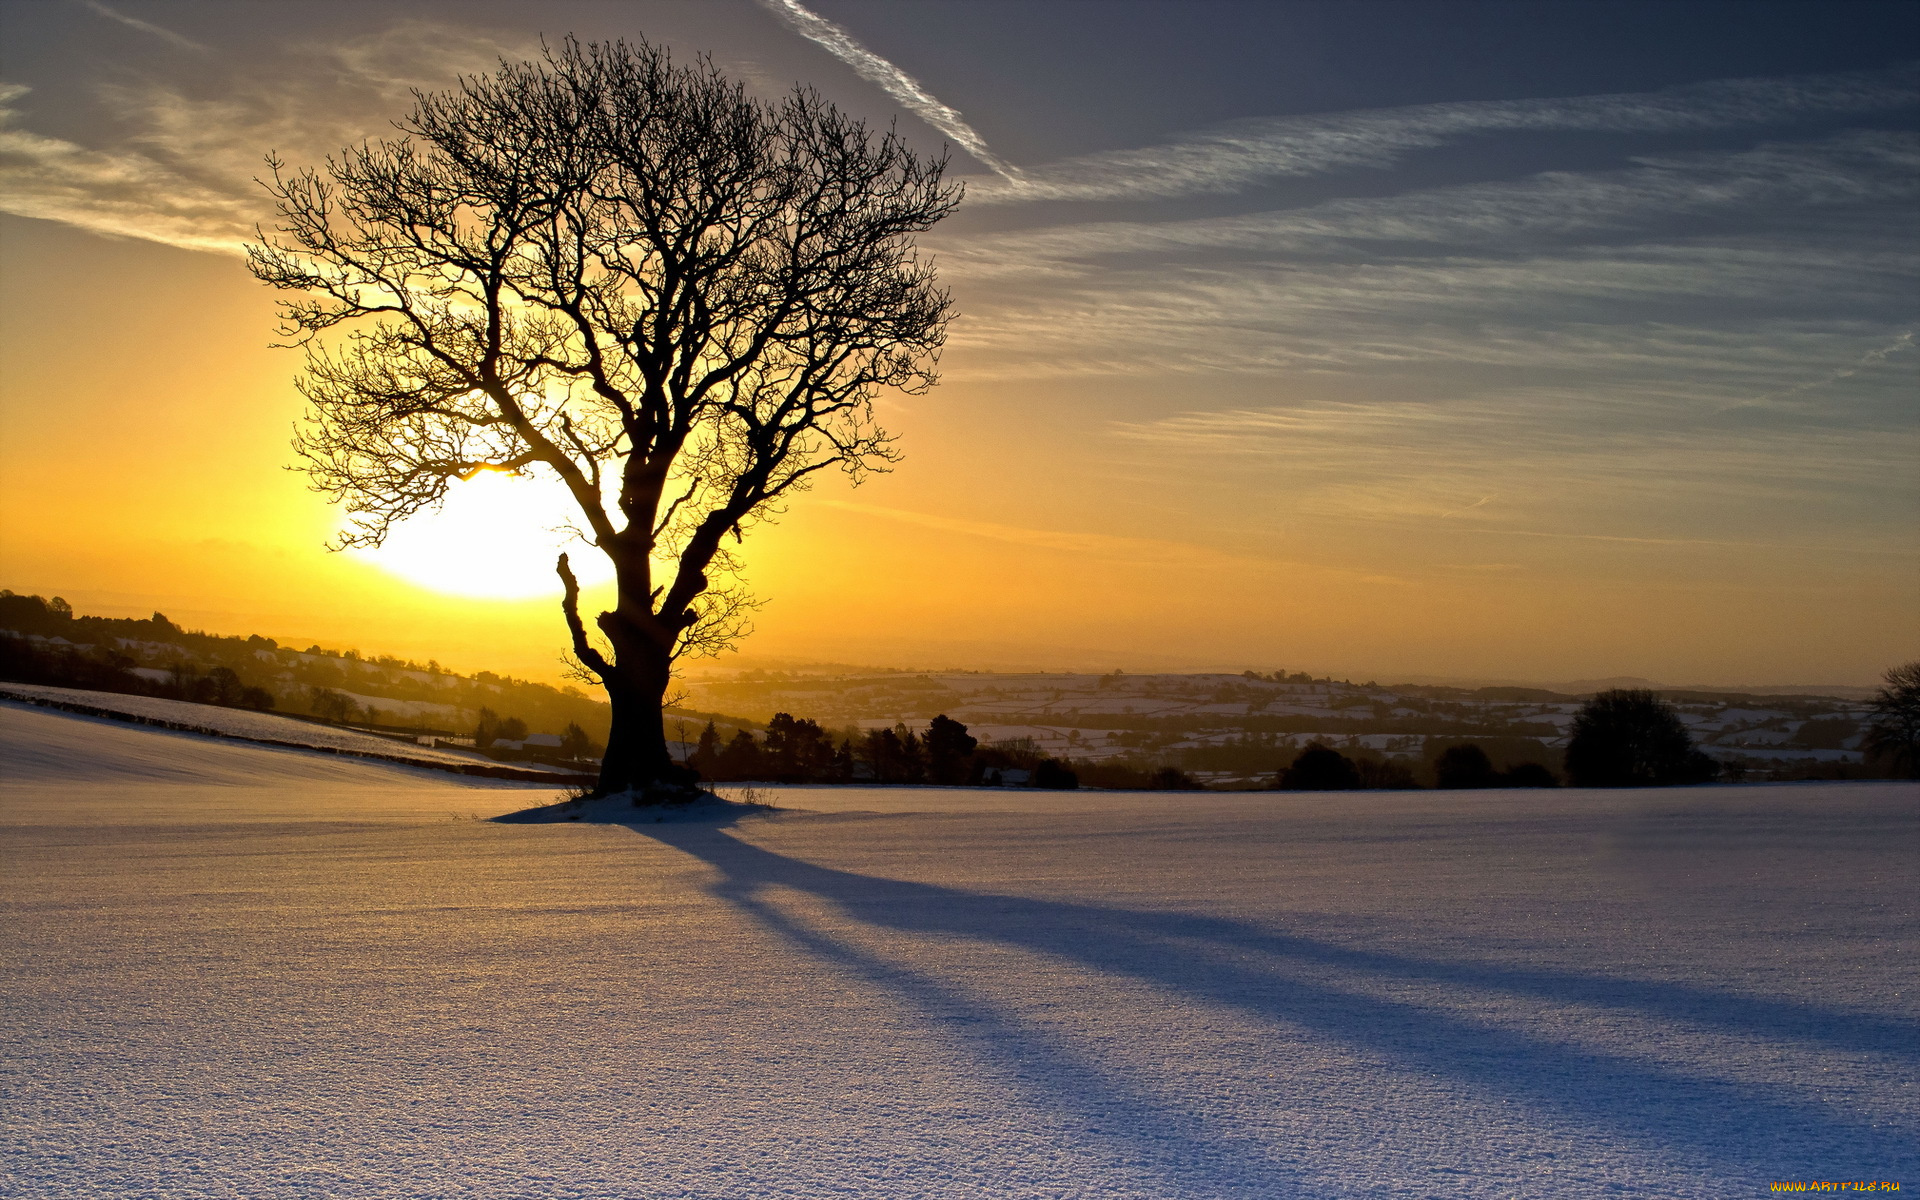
[
  {"xmin": 967, "ymin": 63, "xmax": 1920, "ymax": 204},
  {"xmin": 71, "ymin": 0, "xmax": 205, "ymax": 52},
  {"xmin": 0, "ymin": 82, "xmax": 254, "ymax": 252},
  {"xmin": 754, "ymin": 0, "xmax": 1019, "ymax": 180},
  {"xmin": 1110, "ymin": 388, "xmax": 1916, "ymax": 549},
  {"xmin": 0, "ymin": 22, "xmax": 527, "ymax": 254},
  {"xmin": 1733, "ymin": 329, "xmax": 1916, "ymax": 411},
  {"xmin": 819, "ymin": 499, "xmax": 1414, "ymax": 585},
  {"xmin": 928, "ymin": 131, "xmax": 1920, "ymax": 403},
  {"xmin": 939, "ymin": 132, "xmax": 1920, "ymax": 279}
]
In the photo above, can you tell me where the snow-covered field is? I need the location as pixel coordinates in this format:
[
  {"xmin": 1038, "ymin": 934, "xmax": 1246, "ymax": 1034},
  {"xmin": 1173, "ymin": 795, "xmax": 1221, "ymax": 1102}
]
[
  {"xmin": 2, "ymin": 702, "xmax": 1914, "ymax": 1198},
  {"xmin": 0, "ymin": 683, "xmax": 579, "ymax": 776}
]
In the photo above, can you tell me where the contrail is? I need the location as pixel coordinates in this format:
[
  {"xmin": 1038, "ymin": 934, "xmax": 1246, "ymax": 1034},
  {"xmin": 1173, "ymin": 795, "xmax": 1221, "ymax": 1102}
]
[
  {"xmin": 755, "ymin": 0, "xmax": 1020, "ymax": 181},
  {"xmin": 71, "ymin": 0, "xmax": 207, "ymax": 51},
  {"xmin": 1735, "ymin": 328, "xmax": 1915, "ymax": 411},
  {"xmin": 1440, "ymin": 495, "xmax": 1495, "ymax": 519}
]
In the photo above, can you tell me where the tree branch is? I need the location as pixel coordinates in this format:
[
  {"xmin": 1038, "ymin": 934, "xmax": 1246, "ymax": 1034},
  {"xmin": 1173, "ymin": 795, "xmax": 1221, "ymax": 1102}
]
[{"xmin": 557, "ymin": 553, "xmax": 612, "ymax": 679}]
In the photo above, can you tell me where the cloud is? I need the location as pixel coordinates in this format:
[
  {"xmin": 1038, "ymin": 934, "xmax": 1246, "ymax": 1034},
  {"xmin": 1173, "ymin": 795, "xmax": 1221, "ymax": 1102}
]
[
  {"xmin": 938, "ymin": 131, "xmax": 1920, "ymax": 279},
  {"xmin": 1108, "ymin": 385, "xmax": 1916, "ymax": 548},
  {"xmin": 966, "ymin": 62, "xmax": 1920, "ymax": 204},
  {"xmin": 754, "ymin": 0, "xmax": 1019, "ymax": 180},
  {"xmin": 0, "ymin": 22, "xmax": 528, "ymax": 254},
  {"xmin": 818, "ymin": 499, "xmax": 1413, "ymax": 584},
  {"xmin": 0, "ymin": 82, "xmax": 255, "ymax": 253},
  {"xmin": 926, "ymin": 132, "xmax": 1919, "ymax": 399},
  {"xmin": 71, "ymin": 0, "xmax": 205, "ymax": 52}
]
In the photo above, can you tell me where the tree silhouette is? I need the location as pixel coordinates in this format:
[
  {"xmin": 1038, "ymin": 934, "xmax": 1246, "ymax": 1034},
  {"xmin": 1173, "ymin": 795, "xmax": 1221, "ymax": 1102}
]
[
  {"xmin": 1033, "ymin": 758, "xmax": 1079, "ymax": 790},
  {"xmin": 1277, "ymin": 742, "xmax": 1360, "ymax": 791},
  {"xmin": 1864, "ymin": 660, "xmax": 1920, "ymax": 778},
  {"xmin": 924, "ymin": 713, "xmax": 977, "ymax": 785},
  {"xmin": 719, "ymin": 729, "xmax": 764, "ymax": 780},
  {"xmin": 1501, "ymin": 762, "xmax": 1559, "ymax": 788},
  {"xmin": 1434, "ymin": 743, "xmax": 1498, "ymax": 789},
  {"xmin": 250, "ymin": 38, "xmax": 956, "ymax": 799},
  {"xmin": 1564, "ymin": 689, "xmax": 1717, "ymax": 787},
  {"xmin": 763, "ymin": 712, "xmax": 835, "ymax": 782}
]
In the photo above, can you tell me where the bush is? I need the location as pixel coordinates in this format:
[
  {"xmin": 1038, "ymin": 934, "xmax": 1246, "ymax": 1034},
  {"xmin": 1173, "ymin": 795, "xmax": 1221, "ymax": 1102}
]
[
  {"xmin": 1352, "ymin": 754, "xmax": 1418, "ymax": 790},
  {"xmin": 1501, "ymin": 761, "xmax": 1559, "ymax": 788},
  {"xmin": 1033, "ymin": 758, "xmax": 1079, "ymax": 790},
  {"xmin": 1277, "ymin": 742, "xmax": 1360, "ymax": 791},
  {"xmin": 1434, "ymin": 744, "xmax": 1499, "ymax": 789},
  {"xmin": 1147, "ymin": 766, "xmax": 1199, "ymax": 790},
  {"xmin": 1565, "ymin": 689, "xmax": 1718, "ymax": 787}
]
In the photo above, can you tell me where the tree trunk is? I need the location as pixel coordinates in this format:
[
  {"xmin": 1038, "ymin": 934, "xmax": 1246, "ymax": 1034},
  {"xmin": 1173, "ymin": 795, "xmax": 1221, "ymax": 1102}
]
[
  {"xmin": 595, "ymin": 663, "xmax": 676, "ymax": 796},
  {"xmin": 558, "ymin": 549, "xmax": 698, "ymax": 801},
  {"xmin": 590, "ymin": 565, "xmax": 699, "ymax": 801}
]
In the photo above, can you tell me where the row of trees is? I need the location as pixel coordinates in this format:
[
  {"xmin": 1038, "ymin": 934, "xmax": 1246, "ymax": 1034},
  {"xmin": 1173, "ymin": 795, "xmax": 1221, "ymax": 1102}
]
[
  {"xmin": 1276, "ymin": 742, "xmax": 1559, "ymax": 792},
  {"xmin": 1274, "ymin": 689, "xmax": 1722, "ymax": 790},
  {"xmin": 0, "ymin": 629, "xmax": 277, "ymax": 714},
  {"xmin": 687, "ymin": 713, "xmax": 1083, "ymax": 788},
  {"xmin": 682, "ymin": 676, "xmax": 1920, "ymax": 792}
]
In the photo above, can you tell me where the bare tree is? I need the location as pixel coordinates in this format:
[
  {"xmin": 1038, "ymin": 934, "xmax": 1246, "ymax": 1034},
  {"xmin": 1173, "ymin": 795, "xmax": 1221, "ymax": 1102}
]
[
  {"xmin": 1864, "ymin": 660, "xmax": 1920, "ymax": 778},
  {"xmin": 250, "ymin": 38, "xmax": 957, "ymax": 798}
]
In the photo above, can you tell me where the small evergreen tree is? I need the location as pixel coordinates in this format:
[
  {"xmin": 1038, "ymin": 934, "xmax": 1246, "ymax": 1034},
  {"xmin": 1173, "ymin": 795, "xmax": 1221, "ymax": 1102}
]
[
  {"xmin": 561, "ymin": 721, "xmax": 599, "ymax": 760},
  {"xmin": 897, "ymin": 724, "xmax": 927, "ymax": 784},
  {"xmin": 688, "ymin": 721, "xmax": 723, "ymax": 777},
  {"xmin": 719, "ymin": 729, "xmax": 764, "ymax": 780},
  {"xmin": 924, "ymin": 714, "xmax": 978, "ymax": 785}
]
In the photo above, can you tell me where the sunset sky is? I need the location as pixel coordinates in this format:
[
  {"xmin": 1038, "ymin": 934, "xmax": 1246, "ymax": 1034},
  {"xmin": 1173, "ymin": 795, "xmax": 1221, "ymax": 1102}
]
[{"xmin": 1, "ymin": 0, "xmax": 1915, "ymax": 687}]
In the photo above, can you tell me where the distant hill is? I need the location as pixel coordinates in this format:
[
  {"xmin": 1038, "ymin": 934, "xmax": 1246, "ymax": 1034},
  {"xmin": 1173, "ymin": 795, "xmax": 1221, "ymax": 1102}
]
[{"xmin": 0, "ymin": 589, "xmax": 625, "ymax": 744}]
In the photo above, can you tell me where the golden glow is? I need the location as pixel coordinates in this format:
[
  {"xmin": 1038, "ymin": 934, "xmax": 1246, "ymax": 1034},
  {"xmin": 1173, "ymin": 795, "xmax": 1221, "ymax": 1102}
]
[
  {"xmin": 352, "ymin": 470, "xmax": 614, "ymax": 599},
  {"xmin": 1, "ymin": 219, "xmax": 1910, "ymax": 688}
]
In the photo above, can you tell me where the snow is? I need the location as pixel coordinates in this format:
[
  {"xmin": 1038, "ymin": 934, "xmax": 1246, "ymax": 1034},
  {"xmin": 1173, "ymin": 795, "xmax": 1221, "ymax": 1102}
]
[
  {"xmin": 0, "ymin": 701, "xmax": 551, "ymax": 798},
  {"xmin": 2, "ymin": 703, "xmax": 1916, "ymax": 1197},
  {"xmin": 0, "ymin": 683, "xmax": 576, "ymax": 775}
]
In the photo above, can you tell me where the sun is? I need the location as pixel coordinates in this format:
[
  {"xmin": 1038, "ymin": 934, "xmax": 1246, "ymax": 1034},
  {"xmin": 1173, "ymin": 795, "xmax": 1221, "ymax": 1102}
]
[{"xmin": 351, "ymin": 470, "xmax": 615, "ymax": 599}]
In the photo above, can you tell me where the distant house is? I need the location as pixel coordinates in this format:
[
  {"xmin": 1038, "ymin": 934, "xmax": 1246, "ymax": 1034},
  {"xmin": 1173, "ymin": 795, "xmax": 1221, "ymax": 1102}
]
[
  {"xmin": 523, "ymin": 733, "xmax": 565, "ymax": 750},
  {"xmin": 982, "ymin": 767, "xmax": 1030, "ymax": 786}
]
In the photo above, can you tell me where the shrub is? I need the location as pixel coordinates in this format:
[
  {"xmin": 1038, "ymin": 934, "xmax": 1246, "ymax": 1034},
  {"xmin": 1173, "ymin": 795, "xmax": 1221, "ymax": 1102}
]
[
  {"xmin": 1352, "ymin": 754, "xmax": 1418, "ymax": 790},
  {"xmin": 1033, "ymin": 758, "xmax": 1079, "ymax": 790},
  {"xmin": 1278, "ymin": 742, "xmax": 1360, "ymax": 791},
  {"xmin": 1434, "ymin": 743, "xmax": 1499, "ymax": 789},
  {"xmin": 1501, "ymin": 762, "xmax": 1559, "ymax": 788},
  {"xmin": 1148, "ymin": 766, "xmax": 1199, "ymax": 790}
]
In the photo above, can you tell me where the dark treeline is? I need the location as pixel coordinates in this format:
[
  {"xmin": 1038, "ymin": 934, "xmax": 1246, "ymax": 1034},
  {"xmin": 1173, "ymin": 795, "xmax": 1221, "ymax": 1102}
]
[
  {"xmin": 1274, "ymin": 740, "xmax": 1558, "ymax": 791},
  {"xmin": 689, "ymin": 713, "xmax": 1088, "ymax": 789},
  {"xmin": 1270, "ymin": 690, "xmax": 1725, "ymax": 790}
]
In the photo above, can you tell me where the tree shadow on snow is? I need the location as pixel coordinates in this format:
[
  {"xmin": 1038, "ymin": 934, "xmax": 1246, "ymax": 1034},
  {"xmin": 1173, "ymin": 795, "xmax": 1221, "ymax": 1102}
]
[{"xmin": 637, "ymin": 822, "xmax": 1917, "ymax": 1189}]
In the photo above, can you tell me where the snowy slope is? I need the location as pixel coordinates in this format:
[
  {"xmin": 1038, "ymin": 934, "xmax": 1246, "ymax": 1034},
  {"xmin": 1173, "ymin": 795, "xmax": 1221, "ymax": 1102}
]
[
  {"xmin": 2, "ymin": 706, "xmax": 1915, "ymax": 1198},
  {"xmin": 0, "ymin": 683, "xmax": 582, "ymax": 777},
  {"xmin": 0, "ymin": 702, "xmax": 555, "ymax": 828}
]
